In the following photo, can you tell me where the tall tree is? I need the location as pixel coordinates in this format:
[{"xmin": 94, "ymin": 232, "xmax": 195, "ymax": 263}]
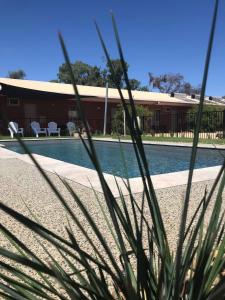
[
  {"xmin": 137, "ymin": 86, "xmax": 149, "ymax": 91},
  {"xmin": 149, "ymin": 72, "xmax": 184, "ymax": 93},
  {"xmin": 148, "ymin": 72, "xmax": 201, "ymax": 95},
  {"xmin": 8, "ymin": 69, "xmax": 26, "ymax": 79},
  {"xmin": 128, "ymin": 79, "xmax": 141, "ymax": 90},
  {"xmin": 49, "ymin": 79, "xmax": 59, "ymax": 83},
  {"xmin": 57, "ymin": 59, "xmax": 146, "ymax": 90},
  {"xmin": 106, "ymin": 60, "xmax": 144, "ymax": 90},
  {"xmin": 58, "ymin": 61, "xmax": 106, "ymax": 86},
  {"xmin": 180, "ymin": 82, "xmax": 202, "ymax": 95},
  {"xmin": 106, "ymin": 59, "xmax": 128, "ymax": 88}
]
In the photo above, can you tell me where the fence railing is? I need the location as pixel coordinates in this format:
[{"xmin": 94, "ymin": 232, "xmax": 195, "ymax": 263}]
[
  {"xmin": 1, "ymin": 110, "xmax": 225, "ymax": 139},
  {"xmin": 111, "ymin": 110, "xmax": 225, "ymax": 139},
  {"xmin": 140, "ymin": 111, "xmax": 225, "ymax": 139}
]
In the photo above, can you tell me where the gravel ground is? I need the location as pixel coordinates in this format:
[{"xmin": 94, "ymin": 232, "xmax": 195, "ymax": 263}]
[{"xmin": 0, "ymin": 157, "xmax": 224, "ymax": 292}]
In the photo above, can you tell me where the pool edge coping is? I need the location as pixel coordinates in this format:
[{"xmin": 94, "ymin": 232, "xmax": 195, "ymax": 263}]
[
  {"xmin": 0, "ymin": 143, "xmax": 221, "ymax": 197},
  {"xmin": 92, "ymin": 137, "xmax": 225, "ymax": 149},
  {"xmin": 1, "ymin": 136, "xmax": 225, "ymax": 149}
]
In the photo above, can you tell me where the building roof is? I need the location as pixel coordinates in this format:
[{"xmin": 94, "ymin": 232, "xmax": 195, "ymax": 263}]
[{"xmin": 0, "ymin": 78, "xmax": 224, "ymax": 106}]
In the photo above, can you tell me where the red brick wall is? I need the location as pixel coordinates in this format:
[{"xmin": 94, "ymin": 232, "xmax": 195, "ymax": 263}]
[{"xmin": 0, "ymin": 93, "xmax": 192, "ymax": 135}]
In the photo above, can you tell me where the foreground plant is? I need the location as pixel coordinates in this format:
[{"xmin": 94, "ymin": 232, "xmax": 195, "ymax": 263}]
[{"xmin": 0, "ymin": 0, "xmax": 224, "ymax": 299}]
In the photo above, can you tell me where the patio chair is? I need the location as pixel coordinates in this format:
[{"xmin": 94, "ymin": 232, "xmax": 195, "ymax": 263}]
[
  {"xmin": 67, "ymin": 121, "xmax": 76, "ymax": 136},
  {"xmin": 47, "ymin": 121, "xmax": 61, "ymax": 136},
  {"xmin": 8, "ymin": 121, "xmax": 24, "ymax": 138},
  {"xmin": 30, "ymin": 121, "xmax": 47, "ymax": 138}
]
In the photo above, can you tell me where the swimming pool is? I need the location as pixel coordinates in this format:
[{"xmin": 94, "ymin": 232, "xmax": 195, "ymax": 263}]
[{"xmin": 3, "ymin": 140, "xmax": 225, "ymax": 178}]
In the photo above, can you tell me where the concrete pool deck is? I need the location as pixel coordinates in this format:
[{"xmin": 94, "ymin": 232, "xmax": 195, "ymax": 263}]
[
  {"xmin": 0, "ymin": 140, "xmax": 223, "ymax": 197},
  {"xmin": 1, "ymin": 158, "xmax": 223, "ymax": 258},
  {"xmin": 1, "ymin": 138, "xmax": 224, "ymax": 284}
]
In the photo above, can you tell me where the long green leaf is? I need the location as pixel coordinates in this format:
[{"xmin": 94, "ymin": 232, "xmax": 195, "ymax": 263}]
[{"xmin": 174, "ymin": 1, "xmax": 219, "ymax": 297}]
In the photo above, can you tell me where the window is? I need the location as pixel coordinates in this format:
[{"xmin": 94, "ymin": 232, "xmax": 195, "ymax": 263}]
[
  {"xmin": 154, "ymin": 110, "xmax": 161, "ymax": 122},
  {"xmin": 153, "ymin": 110, "xmax": 161, "ymax": 128},
  {"xmin": 8, "ymin": 97, "xmax": 20, "ymax": 106}
]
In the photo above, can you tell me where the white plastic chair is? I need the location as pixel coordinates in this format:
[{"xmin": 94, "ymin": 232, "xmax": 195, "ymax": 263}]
[
  {"xmin": 31, "ymin": 121, "xmax": 47, "ymax": 138},
  {"xmin": 8, "ymin": 122, "xmax": 24, "ymax": 138},
  {"xmin": 47, "ymin": 122, "xmax": 61, "ymax": 136},
  {"xmin": 67, "ymin": 122, "xmax": 76, "ymax": 136}
]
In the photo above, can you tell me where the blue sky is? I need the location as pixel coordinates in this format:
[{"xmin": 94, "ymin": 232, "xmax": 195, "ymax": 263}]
[{"xmin": 0, "ymin": 0, "xmax": 225, "ymax": 95}]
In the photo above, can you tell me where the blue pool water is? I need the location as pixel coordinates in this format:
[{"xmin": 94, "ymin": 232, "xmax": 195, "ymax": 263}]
[{"xmin": 4, "ymin": 140, "xmax": 225, "ymax": 178}]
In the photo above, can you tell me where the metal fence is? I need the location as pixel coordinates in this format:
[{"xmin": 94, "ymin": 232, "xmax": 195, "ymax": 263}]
[
  {"xmin": 110, "ymin": 110, "xmax": 225, "ymax": 139},
  {"xmin": 1, "ymin": 110, "xmax": 225, "ymax": 139},
  {"xmin": 141, "ymin": 111, "xmax": 225, "ymax": 139}
]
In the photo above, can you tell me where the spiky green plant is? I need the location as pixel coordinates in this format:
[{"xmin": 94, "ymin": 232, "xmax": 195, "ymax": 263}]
[{"xmin": 0, "ymin": 0, "xmax": 224, "ymax": 299}]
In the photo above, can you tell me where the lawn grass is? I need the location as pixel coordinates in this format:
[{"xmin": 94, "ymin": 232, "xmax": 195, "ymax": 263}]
[
  {"xmin": 93, "ymin": 134, "xmax": 225, "ymax": 145},
  {"xmin": 0, "ymin": 135, "xmax": 74, "ymax": 141},
  {"xmin": 1, "ymin": 134, "xmax": 225, "ymax": 145}
]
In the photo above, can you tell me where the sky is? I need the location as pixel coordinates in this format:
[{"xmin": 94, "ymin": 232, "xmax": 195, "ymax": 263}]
[{"xmin": 0, "ymin": 0, "xmax": 225, "ymax": 95}]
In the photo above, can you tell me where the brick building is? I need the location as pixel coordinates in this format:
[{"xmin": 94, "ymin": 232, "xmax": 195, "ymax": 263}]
[{"xmin": 0, "ymin": 78, "xmax": 224, "ymax": 135}]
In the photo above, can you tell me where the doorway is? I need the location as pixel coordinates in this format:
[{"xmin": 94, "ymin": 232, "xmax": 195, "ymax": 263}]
[{"xmin": 24, "ymin": 104, "xmax": 37, "ymax": 133}]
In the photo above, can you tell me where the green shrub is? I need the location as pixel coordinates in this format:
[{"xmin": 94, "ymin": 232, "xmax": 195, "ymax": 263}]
[
  {"xmin": 111, "ymin": 104, "xmax": 152, "ymax": 135},
  {"xmin": 188, "ymin": 105, "xmax": 224, "ymax": 132}
]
